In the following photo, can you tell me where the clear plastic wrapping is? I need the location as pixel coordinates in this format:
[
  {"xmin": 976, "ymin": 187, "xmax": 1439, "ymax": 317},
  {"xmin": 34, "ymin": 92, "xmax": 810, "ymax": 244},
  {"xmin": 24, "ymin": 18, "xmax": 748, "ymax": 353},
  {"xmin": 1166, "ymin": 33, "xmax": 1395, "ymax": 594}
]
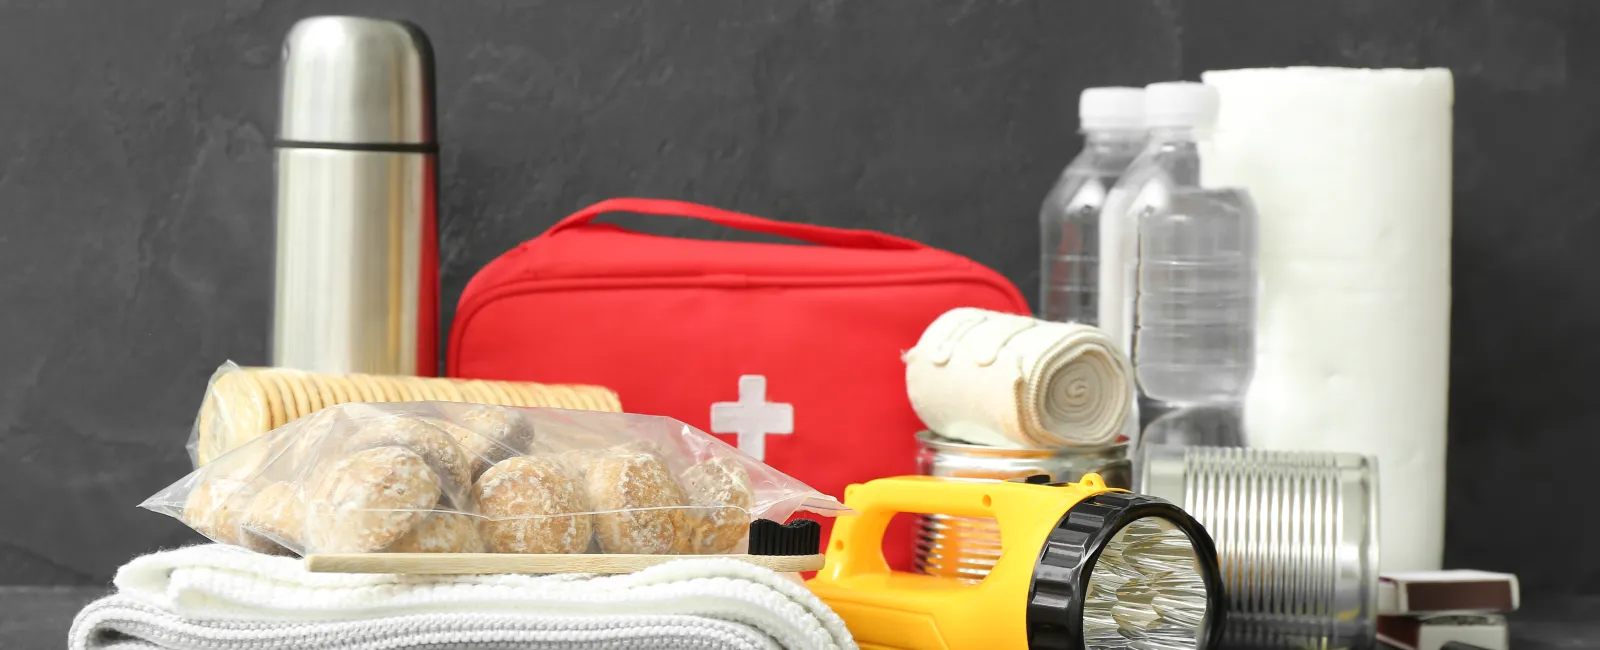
[{"xmin": 147, "ymin": 401, "xmax": 846, "ymax": 556}]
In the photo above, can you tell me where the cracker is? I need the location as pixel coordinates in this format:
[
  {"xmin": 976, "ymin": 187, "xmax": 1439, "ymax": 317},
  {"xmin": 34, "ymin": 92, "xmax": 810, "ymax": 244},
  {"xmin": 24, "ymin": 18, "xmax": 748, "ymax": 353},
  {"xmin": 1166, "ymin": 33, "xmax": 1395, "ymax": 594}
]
[
  {"xmin": 404, "ymin": 377, "xmax": 438, "ymax": 402},
  {"xmin": 273, "ymin": 369, "xmax": 314, "ymax": 422},
  {"xmin": 302, "ymin": 372, "xmax": 338, "ymax": 415},
  {"xmin": 457, "ymin": 381, "xmax": 495, "ymax": 406},
  {"xmin": 386, "ymin": 375, "xmax": 419, "ymax": 403},
  {"xmin": 499, "ymin": 381, "xmax": 535, "ymax": 408},
  {"xmin": 548, "ymin": 385, "xmax": 586, "ymax": 410},
  {"xmin": 288, "ymin": 371, "xmax": 324, "ymax": 417},
  {"xmin": 347, "ymin": 374, "xmax": 380, "ymax": 403},
  {"xmin": 588, "ymin": 388, "xmax": 623, "ymax": 412},
  {"xmin": 480, "ymin": 380, "xmax": 518, "ymax": 406},
  {"xmin": 431, "ymin": 378, "xmax": 468, "ymax": 403},
  {"xmin": 248, "ymin": 368, "xmax": 292, "ymax": 431},
  {"xmin": 197, "ymin": 370, "xmax": 269, "ymax": 465},
  {"xmin": 520, "ymin": 382, "xmax": 554, "ymax": 407},
  {"xmin": 364, "ymin": 374, "xmax": 399, "ymax": 402},
  {"xmin": 386, "ymin": 375, "xmax": 420, "ymax": 403},
  {"xmin": 319, "ymin": 374, "xmax": 349, "ymax": 406}
]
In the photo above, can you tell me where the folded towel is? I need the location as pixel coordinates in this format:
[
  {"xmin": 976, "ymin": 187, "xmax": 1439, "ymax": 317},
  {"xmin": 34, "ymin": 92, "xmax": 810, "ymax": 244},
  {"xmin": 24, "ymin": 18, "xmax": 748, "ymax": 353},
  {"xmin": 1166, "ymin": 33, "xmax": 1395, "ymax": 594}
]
[
  {"xmin": 70, "ymin": 544, "xmax": 856, "ymax": 650},
  {"xmin": 904, "ymin": 307, "xmax": 1133, "ymax": 448}
]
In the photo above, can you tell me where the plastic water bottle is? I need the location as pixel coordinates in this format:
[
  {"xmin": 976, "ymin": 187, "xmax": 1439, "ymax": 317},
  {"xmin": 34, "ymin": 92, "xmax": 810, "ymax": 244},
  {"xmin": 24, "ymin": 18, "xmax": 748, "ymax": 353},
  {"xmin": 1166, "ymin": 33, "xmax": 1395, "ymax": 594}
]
[
  {"xmin": 1097, "ymin": 83, "xmax": 1220, "ymax": 358},
  {"xmin": 1135, "ymin": 186, "xmax": 1257, "ymax": 402},
  {"xmin": 1038, "ymin": 87, "xmax": 1145, "ymax": 323},
  {"xmin": 1106, "ymin": 82, "xmax": 1257, "ymax": 404}
]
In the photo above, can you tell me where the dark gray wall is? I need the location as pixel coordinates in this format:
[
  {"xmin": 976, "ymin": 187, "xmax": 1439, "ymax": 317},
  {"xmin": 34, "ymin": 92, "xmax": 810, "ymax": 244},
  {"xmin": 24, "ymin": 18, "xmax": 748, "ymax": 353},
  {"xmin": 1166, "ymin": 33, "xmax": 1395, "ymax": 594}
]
[{"xmin": 2, "ymin": 0, "xmax": 1595, "ymax": 595}]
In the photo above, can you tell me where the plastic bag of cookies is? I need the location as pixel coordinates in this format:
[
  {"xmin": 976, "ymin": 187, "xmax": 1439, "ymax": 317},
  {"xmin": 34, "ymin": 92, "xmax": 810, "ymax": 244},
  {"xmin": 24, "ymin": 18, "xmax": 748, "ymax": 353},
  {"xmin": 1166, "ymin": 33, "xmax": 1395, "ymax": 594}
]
[{"xmin": 145, "ymin": 401, "xmax": 847, "ymax": 557}]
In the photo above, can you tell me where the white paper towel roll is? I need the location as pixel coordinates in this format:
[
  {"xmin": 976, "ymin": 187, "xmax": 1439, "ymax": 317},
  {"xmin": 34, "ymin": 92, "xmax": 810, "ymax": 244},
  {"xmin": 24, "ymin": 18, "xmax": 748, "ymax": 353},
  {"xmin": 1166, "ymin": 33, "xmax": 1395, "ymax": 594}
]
[{"xmin": 1200, "ymin": 67, "xmax": 1453, "ymax": 573}]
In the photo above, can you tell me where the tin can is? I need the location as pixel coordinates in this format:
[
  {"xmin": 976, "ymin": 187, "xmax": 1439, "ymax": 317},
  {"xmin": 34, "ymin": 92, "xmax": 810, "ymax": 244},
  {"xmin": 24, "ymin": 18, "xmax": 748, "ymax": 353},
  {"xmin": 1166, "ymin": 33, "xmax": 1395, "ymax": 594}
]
[
  {"xmin": 912, "ymin": 430, "xmax": 1131, "ymax": 580},
  {"xmin": 1138, "ymin": 444, "xmax": 1380, "ymax": 649}
]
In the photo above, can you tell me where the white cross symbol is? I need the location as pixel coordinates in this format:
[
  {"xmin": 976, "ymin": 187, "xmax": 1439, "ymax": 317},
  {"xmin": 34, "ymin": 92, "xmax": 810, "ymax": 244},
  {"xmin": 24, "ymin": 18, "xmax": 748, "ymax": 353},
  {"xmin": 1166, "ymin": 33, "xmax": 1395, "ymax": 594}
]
[{"xmin": 710, "ymin": 375, "xmax": 793, "ymax": 462}]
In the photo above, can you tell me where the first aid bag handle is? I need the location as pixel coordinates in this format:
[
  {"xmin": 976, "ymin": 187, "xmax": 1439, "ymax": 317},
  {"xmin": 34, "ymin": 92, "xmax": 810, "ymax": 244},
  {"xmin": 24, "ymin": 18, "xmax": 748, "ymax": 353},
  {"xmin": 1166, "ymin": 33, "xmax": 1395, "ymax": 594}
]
[{"xmin": 546, "ymin": 197, "xmax": 929, "ymax": 251}]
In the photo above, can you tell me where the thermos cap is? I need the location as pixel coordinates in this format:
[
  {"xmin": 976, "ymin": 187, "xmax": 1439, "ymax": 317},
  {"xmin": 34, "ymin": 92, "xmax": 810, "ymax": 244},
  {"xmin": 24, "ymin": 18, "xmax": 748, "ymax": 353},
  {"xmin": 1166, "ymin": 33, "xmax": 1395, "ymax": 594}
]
[{"xmin": 279, "ymin": 16, "xmax": 435, "ymax": 145}]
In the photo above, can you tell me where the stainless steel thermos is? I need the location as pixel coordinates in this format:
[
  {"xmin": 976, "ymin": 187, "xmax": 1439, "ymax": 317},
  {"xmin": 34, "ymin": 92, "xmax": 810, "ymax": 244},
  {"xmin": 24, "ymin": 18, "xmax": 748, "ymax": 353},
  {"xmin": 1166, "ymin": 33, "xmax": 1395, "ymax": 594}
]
[{"xmin": 272, "ymin": 16, "xmax": 438, "ymax": 376}]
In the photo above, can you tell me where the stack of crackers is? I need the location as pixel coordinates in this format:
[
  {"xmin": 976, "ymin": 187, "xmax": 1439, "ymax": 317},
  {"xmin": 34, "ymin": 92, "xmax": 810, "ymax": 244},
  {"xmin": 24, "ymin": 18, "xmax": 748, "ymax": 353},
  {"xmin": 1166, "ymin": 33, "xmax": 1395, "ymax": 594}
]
[{"xmin": 194, "ymin": 366, "xmax": 621, "ymax": 465}]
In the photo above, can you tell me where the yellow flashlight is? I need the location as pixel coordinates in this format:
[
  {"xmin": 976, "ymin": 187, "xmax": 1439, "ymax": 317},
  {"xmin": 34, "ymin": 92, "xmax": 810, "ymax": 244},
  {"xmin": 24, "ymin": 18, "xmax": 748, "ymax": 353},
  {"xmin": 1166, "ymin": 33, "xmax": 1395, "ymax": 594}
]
[{"xmin": 807, "ymin": 474, "xmax": 1226, "ymax": 650}]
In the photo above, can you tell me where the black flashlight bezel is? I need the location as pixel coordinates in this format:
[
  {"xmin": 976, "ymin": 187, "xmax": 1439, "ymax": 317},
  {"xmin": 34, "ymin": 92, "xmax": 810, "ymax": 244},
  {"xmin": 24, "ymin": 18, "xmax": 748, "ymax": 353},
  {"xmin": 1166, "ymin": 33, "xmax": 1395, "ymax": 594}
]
[{"xmin": 1024, "ymin": 491, "xmax": 1227, "ymax": 650}]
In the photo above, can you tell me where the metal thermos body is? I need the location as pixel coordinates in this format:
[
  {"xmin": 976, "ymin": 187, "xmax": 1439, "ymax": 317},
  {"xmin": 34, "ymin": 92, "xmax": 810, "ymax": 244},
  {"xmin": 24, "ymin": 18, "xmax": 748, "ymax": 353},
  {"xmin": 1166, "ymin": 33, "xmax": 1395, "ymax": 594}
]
[{"xmin": 271, "ymin": 16, "xmax": 438, "ymax": 376}]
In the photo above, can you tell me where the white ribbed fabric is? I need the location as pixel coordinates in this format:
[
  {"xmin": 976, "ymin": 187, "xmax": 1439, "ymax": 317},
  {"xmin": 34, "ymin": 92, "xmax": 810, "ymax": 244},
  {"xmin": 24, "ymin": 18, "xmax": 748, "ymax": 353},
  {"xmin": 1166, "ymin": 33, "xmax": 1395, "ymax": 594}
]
[{"xmin": 69, "ymin": 544, "xmax": 855, "ymax": 650}]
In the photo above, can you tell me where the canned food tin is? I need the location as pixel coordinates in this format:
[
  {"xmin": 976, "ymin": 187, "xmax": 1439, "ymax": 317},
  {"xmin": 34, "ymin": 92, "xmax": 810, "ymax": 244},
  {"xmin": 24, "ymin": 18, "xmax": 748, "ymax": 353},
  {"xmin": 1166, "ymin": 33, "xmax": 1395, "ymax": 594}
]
[
  {"xmin": 913, "ymin": 431, "xmax": 1131, "ymax": 580},
  {"xmin": 1138, "ymin": 444, "xmax": 1380, "ymax": 649}
]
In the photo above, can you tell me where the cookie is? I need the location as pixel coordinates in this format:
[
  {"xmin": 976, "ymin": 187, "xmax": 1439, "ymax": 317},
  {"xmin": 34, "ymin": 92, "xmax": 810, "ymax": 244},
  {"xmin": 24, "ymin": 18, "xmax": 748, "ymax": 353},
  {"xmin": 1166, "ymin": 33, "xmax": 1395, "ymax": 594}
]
[
  {"xmin": 388, "ymin": 512, "xmax": 485, "ymax": 553},
  {"xmin": 475, "ymin": 455, "xmax": 592, "ymax": 554},
  {"xmin": 304, "ymin": 447, "xmax": 441, "ymax": 553},
  {"xmin": 456, "ymin": 405, "xmax": 533, "ymax": 456},
  {"xmin": 679, "ymin": 457, "xmax": 755, "ymax": 554},
  {"xmin": 554, "ymin": 448, "xmax": 602, "ymax": 483},
  {"xmin": 243, "ymin": 480, "xmax": 306, "ymax": 552},
  {"xmin": 184, "ymin": 478, "xmax": 281, "ymax": 554},
  {"xmin": 338, "ymin": 415, "xmax": 474, "ymax": 504},
  {"xmin": 585, "ymin": 452, "xmax": 689, "ymax": 554}
]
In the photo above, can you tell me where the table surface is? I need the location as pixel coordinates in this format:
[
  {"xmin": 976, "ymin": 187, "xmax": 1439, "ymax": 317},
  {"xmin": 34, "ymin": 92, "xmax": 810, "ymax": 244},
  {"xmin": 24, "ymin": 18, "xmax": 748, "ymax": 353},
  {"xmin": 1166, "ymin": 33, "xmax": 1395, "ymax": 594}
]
[{"xmin": 7, "ymin": 586, "xmax": 1598, "ymax": 648}]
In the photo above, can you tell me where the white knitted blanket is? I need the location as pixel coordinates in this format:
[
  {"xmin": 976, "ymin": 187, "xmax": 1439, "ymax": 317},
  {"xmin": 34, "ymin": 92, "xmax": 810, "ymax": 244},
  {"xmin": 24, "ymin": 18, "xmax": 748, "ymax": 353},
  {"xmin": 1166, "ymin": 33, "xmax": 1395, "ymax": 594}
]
[{"xmin": 69, "ymin": 544, "xmax": 856, "ymax": 650}]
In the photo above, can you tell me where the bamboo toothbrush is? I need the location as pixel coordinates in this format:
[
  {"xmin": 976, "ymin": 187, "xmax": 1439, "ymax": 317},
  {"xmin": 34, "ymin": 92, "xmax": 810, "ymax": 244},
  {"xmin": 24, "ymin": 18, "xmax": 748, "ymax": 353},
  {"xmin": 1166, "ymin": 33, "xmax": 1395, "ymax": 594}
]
[{"xmin": 305, "ymin": 519, "xmax": 824, "ymax": 575}]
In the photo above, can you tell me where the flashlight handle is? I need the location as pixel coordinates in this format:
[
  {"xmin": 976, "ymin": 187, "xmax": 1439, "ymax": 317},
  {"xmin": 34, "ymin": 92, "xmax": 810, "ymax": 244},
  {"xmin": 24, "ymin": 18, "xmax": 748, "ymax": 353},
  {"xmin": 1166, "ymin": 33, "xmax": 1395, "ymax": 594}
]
[
  {"xmin": 842, "ymin": 474, "xmax": 1106, "ymax": 517},
  {"xmin": 822, "ymin": 475, "xmax": 1110, "ymax": 579}
]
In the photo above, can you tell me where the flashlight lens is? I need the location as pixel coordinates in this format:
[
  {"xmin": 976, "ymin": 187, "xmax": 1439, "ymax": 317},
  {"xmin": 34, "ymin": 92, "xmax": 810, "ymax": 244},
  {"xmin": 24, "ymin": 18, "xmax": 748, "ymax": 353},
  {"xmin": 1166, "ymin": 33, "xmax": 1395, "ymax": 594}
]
[{"xmin": 1082, "ymin": 517, "xmax": 1209, "ymax": 650}]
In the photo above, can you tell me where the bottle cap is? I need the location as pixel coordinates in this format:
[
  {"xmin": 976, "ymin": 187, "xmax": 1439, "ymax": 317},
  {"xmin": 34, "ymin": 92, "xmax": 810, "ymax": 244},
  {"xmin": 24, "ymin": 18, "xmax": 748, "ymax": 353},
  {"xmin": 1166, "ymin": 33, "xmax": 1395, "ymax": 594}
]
[
  {"xmin": 1143, "ymin": 81, "xmax": 1219, "ymax": 130},
  {"xmin": 1079, "ymin": 87, "xmax": 1146, "ymax": 131},
  {"xmin": 278, "ymin": 16, "xmax": 435, "ymax": 145}
]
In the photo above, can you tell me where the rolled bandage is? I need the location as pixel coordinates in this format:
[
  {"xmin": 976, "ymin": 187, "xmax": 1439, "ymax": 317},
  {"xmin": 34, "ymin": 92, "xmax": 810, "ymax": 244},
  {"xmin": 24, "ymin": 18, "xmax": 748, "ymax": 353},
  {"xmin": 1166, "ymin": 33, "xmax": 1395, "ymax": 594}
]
[{"xmin": 904, "ymin": 307, "xmax": 1133, "ymax": 448}]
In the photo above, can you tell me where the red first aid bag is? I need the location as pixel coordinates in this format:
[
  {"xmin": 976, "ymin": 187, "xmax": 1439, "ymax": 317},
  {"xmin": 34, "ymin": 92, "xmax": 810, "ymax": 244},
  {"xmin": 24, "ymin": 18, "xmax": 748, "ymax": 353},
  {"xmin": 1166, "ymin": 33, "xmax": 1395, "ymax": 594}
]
[{"xmin": 448, "ymin": 198, "xmax": 1027, "ymax": 567}]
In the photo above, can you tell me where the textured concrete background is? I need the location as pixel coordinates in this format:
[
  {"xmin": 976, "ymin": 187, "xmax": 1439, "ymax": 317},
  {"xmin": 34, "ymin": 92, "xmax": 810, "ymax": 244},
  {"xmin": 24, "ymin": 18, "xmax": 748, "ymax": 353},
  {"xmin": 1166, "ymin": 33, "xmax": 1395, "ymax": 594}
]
[{"xmin": 1, "ymin": 0, "xmax": 1595, "ymax": 595}]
